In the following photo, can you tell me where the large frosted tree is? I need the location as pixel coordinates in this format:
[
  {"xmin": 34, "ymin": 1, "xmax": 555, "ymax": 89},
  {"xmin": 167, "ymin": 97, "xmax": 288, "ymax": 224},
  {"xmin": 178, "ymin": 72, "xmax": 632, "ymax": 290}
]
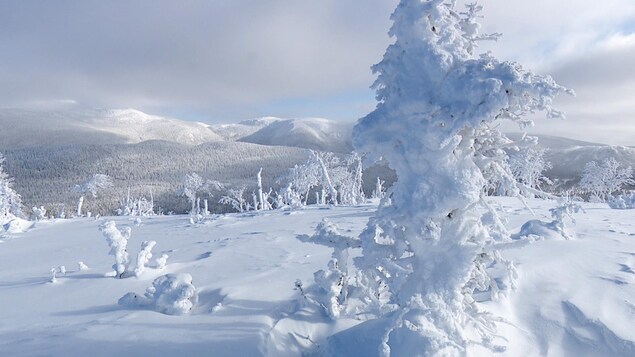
[{"xmin": 351, "ymin": 0, "xmax": 570, "ymax": 355}]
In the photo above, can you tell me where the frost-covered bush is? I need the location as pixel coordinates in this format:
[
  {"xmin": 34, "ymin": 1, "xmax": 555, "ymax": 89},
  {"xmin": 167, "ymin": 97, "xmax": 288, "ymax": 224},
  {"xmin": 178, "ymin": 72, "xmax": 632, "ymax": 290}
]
[
  {"xmin": 608, "ymin": 192, "xmax": 635, "ymax": 209},
  {"xmin": 517, "ymin": 198, "xmax": 583, "ymax": 240},
  {"xmin": 347, "ymin": 0, "xmax": 570, "ymax": 355},
  {"xmin": 99, "ymin": 221, "xmax": 131, "ymax": 278},
  {"xmin": 118, "ymin": 273, "xmax": 198, "ymax": 315}
]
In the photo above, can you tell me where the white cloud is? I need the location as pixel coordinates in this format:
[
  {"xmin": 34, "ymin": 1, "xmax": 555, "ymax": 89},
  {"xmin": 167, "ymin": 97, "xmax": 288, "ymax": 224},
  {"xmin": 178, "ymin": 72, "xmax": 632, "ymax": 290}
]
[{"xmin": 0, "ymin": 0, "xmax": 633, "ymax": 145}]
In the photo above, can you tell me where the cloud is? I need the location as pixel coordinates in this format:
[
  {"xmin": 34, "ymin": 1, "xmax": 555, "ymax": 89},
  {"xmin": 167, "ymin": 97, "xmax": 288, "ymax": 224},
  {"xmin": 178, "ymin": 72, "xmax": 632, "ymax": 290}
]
[
  {"xmin": 0, "ymin": 0, "xmax": 634, "ymax": 144},
  {"xmin": 510, "ymin": 33, "xmax": 635, "ymax": 146},
  {"xmin": 0, "ymin": 0, "xmax": 397, "ymax": 120}
]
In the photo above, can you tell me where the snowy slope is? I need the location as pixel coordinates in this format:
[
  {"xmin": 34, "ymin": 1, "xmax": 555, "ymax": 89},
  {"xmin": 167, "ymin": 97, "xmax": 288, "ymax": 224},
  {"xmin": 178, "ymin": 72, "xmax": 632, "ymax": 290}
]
[
  {"xmin": 240, "ymin": 118, "xmax": 354, "ymax": 153},
  {"xmin": 0, "ymin": 198, "xmax": 634, "ymax": 356},
  {"xmin": 0, "ymin": 108, "xmax": 223, "ymax": 149}
]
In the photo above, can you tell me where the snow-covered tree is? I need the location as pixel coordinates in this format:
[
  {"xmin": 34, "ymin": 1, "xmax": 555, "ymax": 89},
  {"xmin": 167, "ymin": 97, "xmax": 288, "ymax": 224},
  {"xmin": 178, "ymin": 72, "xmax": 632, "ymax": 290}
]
[
  {"xmin": 350, "ymin": 1, "xmax": 570, "ymax": 355},
  {"xmin": 0, "ymin": 152, "xmax": 23, "ymax": 223},
  {"xmin": 181, "ymin": 173, "xmax": 223, "ymax": 216},
  {"xmin": 280, "ymin": 151, "xmax": 366, "ymax": 207},
  {"xmin": 509, "ymin": 146, "xmax": 552, "ymax": 195},
  {"xmin": 579, "ymin": 157, "xmax": 634, "ymax": 202},
  {"xmin": 219, "ymin": 186, "xmax": 248, "ymax": 213},
  {"xmin": 74, "ymin": 174, "xmax": 113, "ymax": 217},
  {"xmin": 337, "ymin": 152, "xmax": 366, "ymax": 206},
  {"xmin": 118, "ymin": 188, "xmax": 155, "ymax": 216},
  {"xmin": 371, "ymin": 177, "xmax": 386, "ymax": 200}
]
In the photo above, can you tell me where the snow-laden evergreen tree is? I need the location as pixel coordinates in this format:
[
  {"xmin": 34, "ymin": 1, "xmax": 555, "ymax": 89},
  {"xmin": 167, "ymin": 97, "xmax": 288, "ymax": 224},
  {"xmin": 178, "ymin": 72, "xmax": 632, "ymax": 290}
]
[
  {"xmin": 74, "ymin": 174, "xmax": 113, "ymax": 217},
  {"xmin": 0, "ymin": 152, "xmax": 23, "ymax": 223},
  {"xmin": 351, "ymin": 1, "xmax": 570, "ymax": 355},
  {"xmin": 579, "ymin": 157, "xmax": 634, "ymax": 202}
]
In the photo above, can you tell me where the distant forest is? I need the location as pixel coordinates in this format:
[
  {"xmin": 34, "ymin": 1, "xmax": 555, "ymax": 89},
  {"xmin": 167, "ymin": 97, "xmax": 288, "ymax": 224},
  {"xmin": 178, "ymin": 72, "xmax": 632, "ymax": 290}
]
[{"xmin": 4, "ymin": 140, "xmax": 394, "ymax": 216}]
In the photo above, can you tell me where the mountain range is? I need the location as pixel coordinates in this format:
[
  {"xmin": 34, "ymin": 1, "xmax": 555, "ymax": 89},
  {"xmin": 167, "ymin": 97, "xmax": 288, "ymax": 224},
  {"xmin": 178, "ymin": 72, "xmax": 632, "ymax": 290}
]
[{"xmin": 1, "ymin": 107, "xmax": 633, "ymax": 214}]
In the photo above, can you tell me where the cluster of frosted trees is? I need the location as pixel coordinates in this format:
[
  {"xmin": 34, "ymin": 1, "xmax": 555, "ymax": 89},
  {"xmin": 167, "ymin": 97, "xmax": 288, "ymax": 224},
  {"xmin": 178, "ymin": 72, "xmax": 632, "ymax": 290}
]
[{"xmin": 217, "ymin": 150, "xmax": 367, "ymax": 214}]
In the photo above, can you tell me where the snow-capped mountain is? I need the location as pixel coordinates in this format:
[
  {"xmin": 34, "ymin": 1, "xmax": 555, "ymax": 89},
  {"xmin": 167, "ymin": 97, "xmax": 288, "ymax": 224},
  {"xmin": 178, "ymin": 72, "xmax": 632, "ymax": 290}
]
[
  {"xmin": 212, "ymin": 117, "xmax": 281, "ymax": 141},
  {"xmin": 239, "ymin": 117, "xmax": 354, "ymax": 153},
  {"xmin": 0, "ymin": 108, "xmax": 223, "ymax": 149}
]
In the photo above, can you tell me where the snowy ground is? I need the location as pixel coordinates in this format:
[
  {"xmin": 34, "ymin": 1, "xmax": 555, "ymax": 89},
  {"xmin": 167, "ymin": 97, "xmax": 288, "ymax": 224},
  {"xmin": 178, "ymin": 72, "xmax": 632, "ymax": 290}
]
[{"xmin": 1, "ymin": 198, "xmax": 634, "ymax": 356}]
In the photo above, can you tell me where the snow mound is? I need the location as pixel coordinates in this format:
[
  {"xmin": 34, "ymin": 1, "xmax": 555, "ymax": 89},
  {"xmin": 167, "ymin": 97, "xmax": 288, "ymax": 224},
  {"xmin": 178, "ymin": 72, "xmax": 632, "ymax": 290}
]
[
  {"xmin": 240, "ymin": 118, "xmax": 354, "ymax": 153},
  {"xmin": 119, "ymin": 273, "xmax": 198, "ymax": 315},
  {"xmin": 2, "ymin": 218, "xmax": 34, "ymax": 234}
]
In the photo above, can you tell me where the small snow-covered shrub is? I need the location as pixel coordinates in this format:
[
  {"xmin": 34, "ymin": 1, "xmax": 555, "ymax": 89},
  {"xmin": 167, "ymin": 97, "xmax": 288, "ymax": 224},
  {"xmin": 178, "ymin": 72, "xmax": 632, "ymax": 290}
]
[
  {"xmin": 134, "ymin": 240, "xmax": 157, "ymax": 276},
  {"xmin": 155, "ymin": 254, "xmax": 169, "ymax": 270},
  {"xmin": 313, "ymin": 259, "xmax": 346, "ymax": 319},
  {"xmin": 608, "ymin": 192, "xmax": 635, "ymax": 209},
  {"xmin": 516, "ymin": 198, "xmax": 583, "ymax": 240},
  {"xmin": 297, "ymin": 219, "xmax": 361, "ymax": 320},
  {"xmin": 550, "ymin": 199, "xmax": 584, "ymax": 239},
  {"xmin": 119, "ymin": 273, "xmax": 198, "ymax": 315},
  {"xmin": 99, "ymin": 221, "xmax": 131, "ymax": 278}
]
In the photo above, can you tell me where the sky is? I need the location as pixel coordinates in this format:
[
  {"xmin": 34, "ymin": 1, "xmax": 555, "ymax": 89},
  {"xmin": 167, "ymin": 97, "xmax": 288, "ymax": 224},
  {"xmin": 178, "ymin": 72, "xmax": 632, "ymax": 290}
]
[{"xmin": 1, "ymin": 0, "xmax": 634, "ymax": 145}]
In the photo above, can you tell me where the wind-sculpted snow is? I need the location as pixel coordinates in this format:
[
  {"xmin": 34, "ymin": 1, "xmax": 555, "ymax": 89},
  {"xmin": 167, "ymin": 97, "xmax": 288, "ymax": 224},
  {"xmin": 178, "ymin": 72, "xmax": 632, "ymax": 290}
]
[{"xmin": 0, "ymin": 199, "xmax": 633, "ymax": 356}]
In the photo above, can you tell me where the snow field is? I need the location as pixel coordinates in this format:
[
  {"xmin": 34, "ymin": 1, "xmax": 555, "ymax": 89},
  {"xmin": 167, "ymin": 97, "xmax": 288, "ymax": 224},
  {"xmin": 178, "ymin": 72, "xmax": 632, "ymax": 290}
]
[{"xmin": 0, "ymin": 199, "xmax": 633, "ymax": 356}]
